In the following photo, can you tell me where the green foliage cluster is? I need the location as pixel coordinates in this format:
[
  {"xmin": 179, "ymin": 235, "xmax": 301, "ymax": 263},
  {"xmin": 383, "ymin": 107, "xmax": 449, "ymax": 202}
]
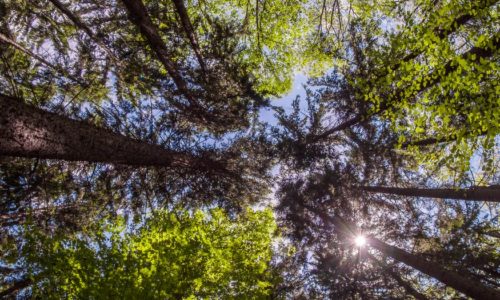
[{"xmin": 21, "ymin": 208, "xmax": 277, "ymax": 299}]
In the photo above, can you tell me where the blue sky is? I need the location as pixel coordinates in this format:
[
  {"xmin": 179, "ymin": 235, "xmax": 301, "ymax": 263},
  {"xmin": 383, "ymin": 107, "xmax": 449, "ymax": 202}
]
[{"xmin": 259, "ymin": 73, "xmax": 309, "ymax": 125}]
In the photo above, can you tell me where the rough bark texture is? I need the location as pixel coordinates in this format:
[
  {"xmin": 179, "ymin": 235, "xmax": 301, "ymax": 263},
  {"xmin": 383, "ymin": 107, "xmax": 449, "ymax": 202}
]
[
  {"xmin": 369, "ymin": 237, "xmax": 500, "ymax": 300},
  {"xmin": 0, "ymin": 94, "xmax": 226, "ymax": 174},
  {"xmin": 360, "ymin": 185, "xmax": 500, "ymax": 202}
]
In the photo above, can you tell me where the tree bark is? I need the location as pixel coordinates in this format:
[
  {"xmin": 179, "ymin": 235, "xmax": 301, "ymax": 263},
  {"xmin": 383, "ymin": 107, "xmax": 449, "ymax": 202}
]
[
  {"xmin": 0, "ymin": 94, "xmax": 228, "ymax": 175},
  {"xmin": 359, "ymin": 185, "xmax": 500, "ymax": 202},
  {"xmin": 369, "ymin": 237, "xmax": 500, "ymax": 300}
]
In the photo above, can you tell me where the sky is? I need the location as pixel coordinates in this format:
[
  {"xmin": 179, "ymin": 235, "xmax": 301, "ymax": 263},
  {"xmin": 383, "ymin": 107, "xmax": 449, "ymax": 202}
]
[{"xmin": 258, "ymin": 73, "xmax": 309, "ymax": 126}]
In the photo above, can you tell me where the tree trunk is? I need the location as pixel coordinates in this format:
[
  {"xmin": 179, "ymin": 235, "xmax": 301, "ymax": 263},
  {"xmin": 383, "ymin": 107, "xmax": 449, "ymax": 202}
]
[
  {"xmin": 171, "ymin": 0, "xmax": 206, "ymax": 73},
  {"xmin": 369, "ymin": 237, "xmax": 500, "ymax": 300},
  {"xmin": 120, "ymin": 0, "xmax": 195, "ymax": 105},
  {"xmin": 359, "ymin": 185, "xmax": 500, "ymax": 202},
  {"xmin": 0, "ymin": 94, "xmax": 228, "ymax": 175}
]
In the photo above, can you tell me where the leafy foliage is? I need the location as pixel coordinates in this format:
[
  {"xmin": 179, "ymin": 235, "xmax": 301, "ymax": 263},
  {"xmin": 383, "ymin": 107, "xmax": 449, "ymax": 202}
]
[{"xmin": 10, "ymin": 208, "xmax": 278, "ymax": 299}]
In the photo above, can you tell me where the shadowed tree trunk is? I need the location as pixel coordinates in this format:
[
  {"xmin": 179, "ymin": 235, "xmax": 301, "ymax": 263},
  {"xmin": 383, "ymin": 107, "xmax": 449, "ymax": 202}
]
[
  {"xmin": 0, "ymin": 94, "xmax": 229, "ymax": 176},
  {"xmin": 369, "ymin": 237, "xmax": 500, "ymax": 300},
  {"xmin": 359, "ymin": 185, "xmax": 500, "ymax": 202}
]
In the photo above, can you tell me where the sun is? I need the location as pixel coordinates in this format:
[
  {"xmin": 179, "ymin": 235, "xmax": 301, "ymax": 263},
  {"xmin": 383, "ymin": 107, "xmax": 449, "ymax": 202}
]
[{"xmin": 354, "ymin": 235, "xmax": 366, "ymax": 247}]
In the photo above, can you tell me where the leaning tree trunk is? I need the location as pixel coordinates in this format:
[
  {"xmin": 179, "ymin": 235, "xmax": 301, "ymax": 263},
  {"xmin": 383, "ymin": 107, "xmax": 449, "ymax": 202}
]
[
  {"xmin": 359, "ymin": 185, "xmax": 500, "ymax": 202},
  {"xmin": 369, "ymin": 237, "xmax": 500, "ymax": 300},
  {"xmin": 0, "ymin": 94, "xmax": 229, "ymax": 176}
]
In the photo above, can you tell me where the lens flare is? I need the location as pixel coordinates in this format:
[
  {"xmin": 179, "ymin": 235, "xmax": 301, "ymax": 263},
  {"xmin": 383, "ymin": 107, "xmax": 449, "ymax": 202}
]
[{"xmin": 354, "ymin": 235, "xmax": 366, "ymax": 247}]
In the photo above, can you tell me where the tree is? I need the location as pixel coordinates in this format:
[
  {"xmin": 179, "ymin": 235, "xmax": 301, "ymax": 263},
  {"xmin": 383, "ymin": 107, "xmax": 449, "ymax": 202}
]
[
  {"xmin": 288, "ymin": 0, "xmax": 499, "ymax": 176},
  {"xmin": 368, "ymin": 236, "xmax": 500, "ymax": 300},
  {"xmin": 1, "ymin": 0, "xmax": 499, "ymax": 298},
  {"xmin": 1, "ymin": 207, "xmax": 279, "ymax": 298},
  {"xmin": 358, "ymin": 185, "xmax": 500, "ymax": 202},
  {"xmin": 0, "ymin": 93, "xmax": 231, "ymax": 176},
  {"xmin": 274, "ymin": 159, "xmax": 499, "ymax": 298}
]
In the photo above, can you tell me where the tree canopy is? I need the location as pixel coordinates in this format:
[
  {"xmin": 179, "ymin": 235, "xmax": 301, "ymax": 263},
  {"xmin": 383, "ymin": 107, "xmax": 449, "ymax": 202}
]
[
  {"xmin": 4, "ymin": 208, "xmax": 277, "ymax": 299},
  {"xmin": 1, "ymin": 0, "xmax": 499, "ymax": 299}
]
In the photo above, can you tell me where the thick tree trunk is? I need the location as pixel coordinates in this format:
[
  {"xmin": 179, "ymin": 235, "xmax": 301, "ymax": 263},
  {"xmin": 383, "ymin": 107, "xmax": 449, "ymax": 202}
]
[
  {"xmin": 369, "ymin": 237, "xmax": 500, "ymax": 300},
  {"xmin": 0, "ymin": 94, "xmax": 228, "ymax": 175},
  {"xmin": 171, "ymin": 0, "xmax": 206, "ymax": 73},
  {"xmin": 120, "ymin": 0, "xmax": 195, "ymax": 105},
  {"xmin": 359, "ymin": 185, "xmax": 500, "ymax": 202}
]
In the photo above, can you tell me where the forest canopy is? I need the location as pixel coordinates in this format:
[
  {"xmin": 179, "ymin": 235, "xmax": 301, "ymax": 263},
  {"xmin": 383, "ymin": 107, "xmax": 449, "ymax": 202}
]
[{"xmin": 0, "ymin": 0, "xmax": 499, "ymax": 299}]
